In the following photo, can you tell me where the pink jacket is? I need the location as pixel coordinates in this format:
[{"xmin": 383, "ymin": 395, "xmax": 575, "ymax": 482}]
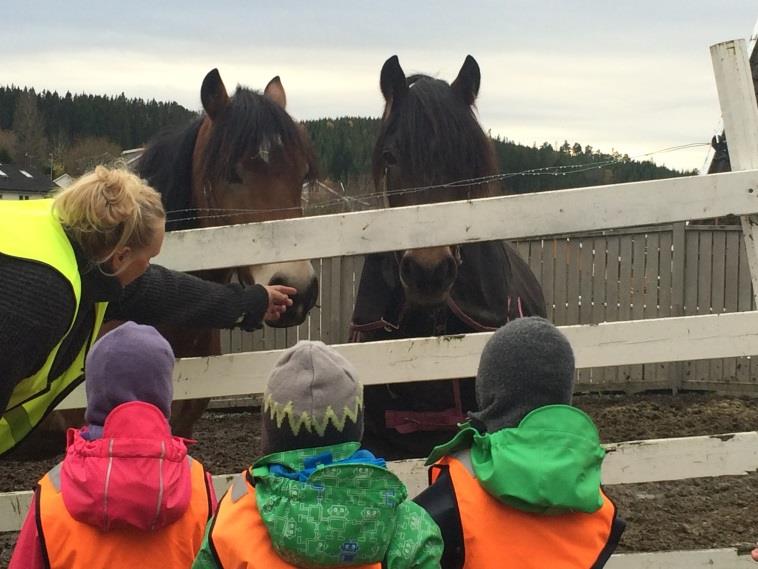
[{"xmin": 9, "ymin": 402, "xmax": 217, "ymax": 569}]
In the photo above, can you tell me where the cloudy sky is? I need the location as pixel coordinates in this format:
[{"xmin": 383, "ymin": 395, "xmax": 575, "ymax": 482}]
[{"xmin": 2, "ymin": 1, "xmax": 757, "ymax": 172}]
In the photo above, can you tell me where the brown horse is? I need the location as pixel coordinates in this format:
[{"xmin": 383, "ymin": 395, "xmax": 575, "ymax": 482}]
[
  {"xmin": 136, "ymin": 68, "xmax": 319, "ymax": 437},
  {"xmin": 351, "ymin": 56, "xmax": 546, "ymax": 458}
]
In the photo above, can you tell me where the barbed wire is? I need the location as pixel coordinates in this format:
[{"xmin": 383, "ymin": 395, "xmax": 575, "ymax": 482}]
[{"xmin": 164, "ymin": 141, "xmax": 711, "ymax": 224}]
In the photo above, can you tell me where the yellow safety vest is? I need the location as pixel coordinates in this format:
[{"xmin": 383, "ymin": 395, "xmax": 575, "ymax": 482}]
[{"xmin": 0, "ymin": 198, "xmax": 107, "ymax": 455}]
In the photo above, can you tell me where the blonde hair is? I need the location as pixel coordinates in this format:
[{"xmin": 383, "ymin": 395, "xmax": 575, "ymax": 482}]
[{"xmin": 53, "ymin": 165, "xmax": 165, "ymax": 266}]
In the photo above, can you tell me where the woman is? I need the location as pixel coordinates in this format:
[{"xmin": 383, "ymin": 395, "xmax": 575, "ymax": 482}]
[{"xmin": 0, "ymin": 165, "xmax": 294, "ymax": 455}]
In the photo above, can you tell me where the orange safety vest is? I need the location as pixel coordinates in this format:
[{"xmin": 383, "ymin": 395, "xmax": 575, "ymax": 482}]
[
  {"xmin": 37, "ymin": 458, "xmax": 212, "ymax": 569},
  {"xmin": 431, "ymin": 454, "xmax": 622, "ymax": 569},
  {"xmin": 209, "ymin": 472, "xmax": 381, "ymax": 568}
]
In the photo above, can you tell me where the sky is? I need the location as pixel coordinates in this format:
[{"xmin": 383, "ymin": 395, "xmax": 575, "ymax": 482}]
[{"xmin": 2, "ymin": 1, "xmax": 757, "ymax": 172}]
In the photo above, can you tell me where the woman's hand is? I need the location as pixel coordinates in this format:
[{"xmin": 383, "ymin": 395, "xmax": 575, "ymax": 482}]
[{"xmin": 263, "ymin": 285, "xmax": 296, "ymax": 321}]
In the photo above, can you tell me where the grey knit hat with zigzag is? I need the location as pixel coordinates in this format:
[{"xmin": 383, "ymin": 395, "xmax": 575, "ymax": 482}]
[{"xmin": 261, "ymin": 340, "xmax": 364, "ymax": 455}]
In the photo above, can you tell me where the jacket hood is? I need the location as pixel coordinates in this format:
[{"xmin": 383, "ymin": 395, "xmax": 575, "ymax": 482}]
[
  {"xmin": 427, "ymin": 405, "xmax": 605, "ymax": 514},
  {"xmin": 60, "ymin": 401, "xmax": 193, "ymax": 531},
  {"xmin": 252, "ymin": 442, "xmax": 408, "ymax": 567}
]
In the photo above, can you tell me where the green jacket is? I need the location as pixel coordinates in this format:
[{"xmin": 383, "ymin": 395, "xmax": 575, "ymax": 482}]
[
  {"xmin": 426, "ymin": 405, "xmax": 606, "ymax": 513},
  {"xmin": 192, "ymin": 442, "xmax": 443, "ymax": 568}
]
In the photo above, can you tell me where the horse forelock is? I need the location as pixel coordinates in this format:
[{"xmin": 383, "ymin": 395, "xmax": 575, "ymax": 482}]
[
  {"xmin": 199, "ymin": 87, "xmax": 317, "ymax": 187},
  {"xmin": 373, "ymin": 74, "xmax": 499, "ymax": 201}
]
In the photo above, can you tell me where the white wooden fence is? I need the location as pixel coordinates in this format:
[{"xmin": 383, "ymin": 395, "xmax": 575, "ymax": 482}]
[
  {"xmin": 3, "ymin": 39, "xmax": 758, "ymax": 567},
  {"xmin": 219, "ymin": 223, "xmax": 758, "ymax": 393}
]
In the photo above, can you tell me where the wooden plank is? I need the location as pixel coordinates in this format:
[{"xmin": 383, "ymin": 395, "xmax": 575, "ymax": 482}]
[
  {"xmin": 553, "ymin": 239, "xmax": 568, "ymax": 325},
  {"xmin": 697, "ymin": 231, "xmax": 713, "ymax": 315},
  {"xmin": 328, "ymin": 256, "xmax": 343, "ymax": 344},
  {"xmin": 5, "ymin": 431, "xmax": 758, "ymax": 534},
  {"xmin": 684, "ymin": 230, "xmax": 700, "ymax": 317},
  {"xmin": 528, "ymin": 240, "xmax": 544, "ymax": 290},
  {"xmin": 694, "ymin": 231, "xmax": 714, "ymax": 383},
  {"xmin": 576, "ymin": 239, "xmax": 595, "ymax": 384},
  {"xmin": 599, "ymin": 236, "xmax": 619, "ymax": 386},
  {"xmin": 54, "ymin": 311, "xmax": 758, "ymax": 409},
  {"xmin": 725, "ymin": 230, "xmax": 741, "ymax": 313},
  {"xmin": 643, "ymin": 233, "xmax": 660, "ymax": 382},
  {"xmin": 656, "ymin": 231, "xmax": 673, "ymax": 383},
  {"xmin": 671, "ymin": 223, "xmax": 686, "ymax": 316},
  {"xmin": 606, "ymin": 548, "xmax": 754, "ymax": 569},
  {"xmin": 737, "ymin": 241, "xmax": 754, "ymax": 383},
  {"xmin": 307, "ymin": 258, "xmax": 324, "ymax": 342},
  {"xmin": 154, "ymin": 170, "xmax": 758, "ymax": 271},
  {"xmin": 711, "ymin": 41, "xmax": 758, "ymax": 305},
  {"xmin": 724, "ymin": 230, "xmax": 741, "ymax": 379},
  {"xmin": 566, "ymin": 239, "xmax": 581, "ymax": 324},
  {"xmin": 618, "ymin": 236, "xmax": 633, "ymax": 322},
  {"xmin": 670, "ymin": 223, "xmax": 688, "ymax": 391},
  {"xmin": 542, "ymin": 239, "xmax": 556, "ymax": 321},
  {"xmin": 711, "ymin": 231, "xmax": 727, "ymax": 381},
  {"xmin": 387, "ymin": 432, "xmax": 758, "ymax": 496},
  {"xmin": 628, "ymin": 234, "xmax": 646, "ymax": 384},
  {"xmin": 591, "ymin": 236, "xmax": 608, "ymax": 323},
  {"xmin": 579, "ymin": 239, "xmax": 594, "ymax": 324}
]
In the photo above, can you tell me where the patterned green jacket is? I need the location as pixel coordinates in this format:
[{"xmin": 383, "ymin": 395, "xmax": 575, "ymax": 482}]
[{"xmin": 192, "ymin": 442, "xmax": 443, "ymax": 568}]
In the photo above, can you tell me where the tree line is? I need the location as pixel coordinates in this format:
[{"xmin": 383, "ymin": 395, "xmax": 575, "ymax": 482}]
[
  {"xmin": 0, "ymin": 86, "xmax": 196, "ymax": 177},
  {"xmin": 0, "ymin": 85, "xmax": 694, "ymax": 188}
]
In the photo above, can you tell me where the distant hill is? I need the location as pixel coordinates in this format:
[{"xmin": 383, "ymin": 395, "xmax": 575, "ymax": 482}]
[{"xmin": 0, "ymin": 86, "xmax": 694, "ymax": 187}]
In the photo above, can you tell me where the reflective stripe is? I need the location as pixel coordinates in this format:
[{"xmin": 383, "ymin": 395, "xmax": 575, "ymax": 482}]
[
  {"xmin": 103, "ymin": 439, "xmax": 114, "ymax": 531},
  {"xmin": 451, "ymin": 448, "xmax": 473, "ymax": 476},
  {"xmin": 47, "ymin": 463, "xmax": 62, "ymax": 492},
  {"xmin": 230, "ymin": 473, "xmax": 248, "ymax": 503},
  {"xmin": 4, "ymin": 405, "xmax": 32, "ymax": 443},
  {"xmin": 151, "ymin": 440, "xmax": 167, "ymax": 531}
]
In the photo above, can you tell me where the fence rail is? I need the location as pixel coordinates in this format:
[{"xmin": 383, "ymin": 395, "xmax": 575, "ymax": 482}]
[{"xmin": 218, "ymin": 222, "xmax": 758, "ymax": 392}]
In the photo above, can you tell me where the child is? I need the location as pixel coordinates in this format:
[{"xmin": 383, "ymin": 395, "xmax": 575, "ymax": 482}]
[
  {"xmin": 192, "ymin": 340, "xmax": 443, "ymax": 568},
  {"xmin": 9, "ymin": 322, "xmax": 216, "ymax": 568},
  {"xmin": 414, "ymin": 317, "xmax": 625, "ymax": 568}
]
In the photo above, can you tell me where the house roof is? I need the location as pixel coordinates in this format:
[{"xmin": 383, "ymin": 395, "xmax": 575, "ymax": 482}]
[{"xmin": 0, "ymin": 163, "xmax": 54, "ymax": 194}]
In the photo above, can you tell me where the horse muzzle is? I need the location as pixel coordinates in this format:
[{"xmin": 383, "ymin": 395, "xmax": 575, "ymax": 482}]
[
  {"xmin": 399, "ymin": 248, "xmax": 459, "ymax": 306},
  {"xmin": 266, "ymin": 274, "xmax": 319, "ymax": 328}
]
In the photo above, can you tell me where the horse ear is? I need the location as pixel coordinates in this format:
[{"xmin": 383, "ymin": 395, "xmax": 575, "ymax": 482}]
[
  {"xmin": 451, "ymin": 55, "xmax": 481, "ymax": 106},
  {"xmin": 201, "ymin": 68, "xmax": 230, "ymax": 120},
  {"xmin": 264, "ymin": 76, "xmax": 287, "ymax": 109},
  {"xmin": 380, "ymin": 56, "xmax": 408, "ymax": 109}
]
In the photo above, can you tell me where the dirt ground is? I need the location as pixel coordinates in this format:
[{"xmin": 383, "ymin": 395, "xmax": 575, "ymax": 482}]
[{"xmin": 1, "ymin": 392, "xmax": 757, "ymax": 566}]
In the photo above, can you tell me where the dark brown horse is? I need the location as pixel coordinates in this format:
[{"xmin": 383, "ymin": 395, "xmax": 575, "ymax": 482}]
[
  {"xmin": 137, "ymin": 69, "xmax": 319, "ymax": 436},
  {"xmin": 351, "ymin": 56, "xmax": 546, "ymax": 458}
]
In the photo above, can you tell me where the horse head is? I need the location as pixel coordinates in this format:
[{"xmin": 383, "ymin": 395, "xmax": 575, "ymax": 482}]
[
  {"xmin": 373, "ymin": 55, "xmax": 499, "ymax": 307},
  {"xmin": 191, "ymin": 69, "xmax": 319, "ymax": 326}
]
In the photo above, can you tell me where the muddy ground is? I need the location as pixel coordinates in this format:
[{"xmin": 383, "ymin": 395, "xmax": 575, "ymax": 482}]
[{"xmin": 1, "ymin": 392, "xmax": 757, "ymax": 566}]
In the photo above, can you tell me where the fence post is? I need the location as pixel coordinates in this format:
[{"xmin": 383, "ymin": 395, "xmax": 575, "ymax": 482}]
[{"xmin": 711, "ymin": 40, "xmax": 758, "ymax": 305}]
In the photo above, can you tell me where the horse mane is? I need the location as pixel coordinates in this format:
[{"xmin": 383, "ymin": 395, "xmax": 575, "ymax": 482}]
[
  {"xmin": 137, "ymin": 119, "xmax": 202, "ymax": 231},
  {"xmin": 137, "ymin": 86, "xmax": 317, "ymax": 231},
  {"xmin": 372, "ymin": 74, "xmax": 501, "ymax": 200}
]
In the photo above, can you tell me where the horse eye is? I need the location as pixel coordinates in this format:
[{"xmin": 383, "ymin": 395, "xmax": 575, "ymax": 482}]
[{"xmin": 382, "ymin": 149, "xmax": 397, "ymax": 166}]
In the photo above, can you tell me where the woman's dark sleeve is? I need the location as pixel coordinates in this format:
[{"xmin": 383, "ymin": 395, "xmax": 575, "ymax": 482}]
[{"xmin": 105, "ymin": 264, "xmax": 269, "ymax": 329}]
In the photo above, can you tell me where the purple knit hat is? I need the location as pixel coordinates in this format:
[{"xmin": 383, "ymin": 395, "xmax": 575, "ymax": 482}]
[{"xmin": 84, "ymin": 322, "xmax": 175, "ymax": 426}]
